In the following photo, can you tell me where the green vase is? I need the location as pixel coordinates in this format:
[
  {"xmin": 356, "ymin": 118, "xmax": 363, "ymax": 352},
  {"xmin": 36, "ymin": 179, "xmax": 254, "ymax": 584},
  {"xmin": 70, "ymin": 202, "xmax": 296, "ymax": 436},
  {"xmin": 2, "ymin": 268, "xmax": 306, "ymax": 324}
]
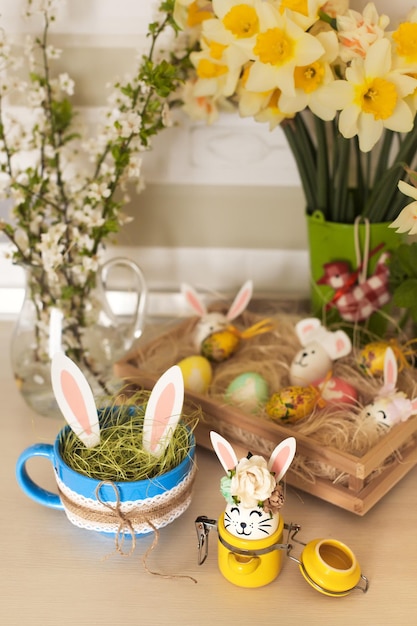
[{"xmin": 306, "ymin": 210, "xmax": 402, "ymax": 336}]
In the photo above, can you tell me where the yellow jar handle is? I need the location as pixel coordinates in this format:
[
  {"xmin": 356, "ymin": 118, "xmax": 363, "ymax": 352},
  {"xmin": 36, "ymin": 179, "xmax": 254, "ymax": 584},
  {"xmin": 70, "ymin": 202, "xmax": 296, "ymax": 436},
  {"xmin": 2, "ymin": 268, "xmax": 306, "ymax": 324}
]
[{"xmin": 227, "ymin": 552, "xmax": 260, "ymax": 575}]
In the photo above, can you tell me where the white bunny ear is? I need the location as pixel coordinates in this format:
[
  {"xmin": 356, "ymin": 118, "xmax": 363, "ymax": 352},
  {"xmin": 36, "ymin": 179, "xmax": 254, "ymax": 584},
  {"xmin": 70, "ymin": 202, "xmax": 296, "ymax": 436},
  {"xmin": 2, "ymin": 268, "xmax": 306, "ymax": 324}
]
[
  {"xmin": 142, "ymin": 365, "xmax": 185, "ymax": 458},
  {"xmin": 226, "ymin": 280, "xmax": 253, "ymax": 321},
  {"xmin": 321, "ymin": 330, "xmax": 352, "ymax": 361},
  {"xmin": 51, "ymin": 352, "xmax": 100, "ymax": 448},
  {"xmin": 268, "ymin": 437, "xmax": 296, "ymax": 483},
  {"xmin": 295, "ymin": 317, "xmax": 322, "ymax": 346},
  {"xmin": 181, "ymin": 283, "xmax": 207, "ymax": 317},
  {"xmin": 210, "ymin": 431, "xmax": 238, "ymax": 474},
  {"xmin": 383, "ymin": 347, "xmax": 398, "ymax": 393}
]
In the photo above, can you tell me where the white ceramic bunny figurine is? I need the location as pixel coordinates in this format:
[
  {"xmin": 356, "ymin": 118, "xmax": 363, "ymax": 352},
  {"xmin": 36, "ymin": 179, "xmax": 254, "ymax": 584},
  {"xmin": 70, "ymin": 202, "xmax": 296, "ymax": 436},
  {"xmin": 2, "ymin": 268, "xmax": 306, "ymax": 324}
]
[
  {"xmin": 51, "ymin": 352, "xmax": 185, "ymax": 457},
  {"xmin": 289, "ymin": 317, "xmax": 352, "ymax": 386},
  {"xmin": 181, "ymin": 280, "xmax": 253, "ymax": 349},
  {"xmin": 360, "ymin": 347, "xmax": 417, "ymax": 429},
  {"xmin": 210, "ymin": 432, "xmax": 296, "ymax": 540}
]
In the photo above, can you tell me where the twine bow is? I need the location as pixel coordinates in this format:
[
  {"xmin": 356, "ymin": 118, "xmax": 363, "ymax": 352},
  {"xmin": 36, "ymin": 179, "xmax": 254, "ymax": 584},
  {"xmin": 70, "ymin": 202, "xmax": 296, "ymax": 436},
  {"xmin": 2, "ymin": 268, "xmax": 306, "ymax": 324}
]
[
  {"xmin": 95, "ymin": 481, "xmax": 137, "ymax": 556},
  {"xmin": 58, "ymin": 466, "xmax": 198, "ymax": 583}
]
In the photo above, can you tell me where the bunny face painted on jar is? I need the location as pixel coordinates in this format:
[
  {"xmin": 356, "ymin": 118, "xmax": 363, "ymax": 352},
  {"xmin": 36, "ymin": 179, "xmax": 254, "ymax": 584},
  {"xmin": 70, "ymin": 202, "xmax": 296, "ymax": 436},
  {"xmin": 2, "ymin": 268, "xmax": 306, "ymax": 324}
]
[
  {"xmin": 360, "ymin": 347, "xmax": 417, "ymax": 430},
  {"xmin": 224, "ymin": 504, "xmax": 280, "ymax": 540},
  {"xmin": 211, "ymin": 432, "xmax": 296, "ymax": 540},
  {"xmin": 290, "ymin": 318, "xmax": 352, "ymax": 387}
]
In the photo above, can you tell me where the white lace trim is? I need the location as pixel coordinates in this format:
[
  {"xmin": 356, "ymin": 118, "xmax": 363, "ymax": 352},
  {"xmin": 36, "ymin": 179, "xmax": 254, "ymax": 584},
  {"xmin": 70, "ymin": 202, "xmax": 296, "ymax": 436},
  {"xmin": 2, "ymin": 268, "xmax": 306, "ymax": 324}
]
[{"xmin": 55, "ymin": 464, "xmax": 196, "ymax": 535}]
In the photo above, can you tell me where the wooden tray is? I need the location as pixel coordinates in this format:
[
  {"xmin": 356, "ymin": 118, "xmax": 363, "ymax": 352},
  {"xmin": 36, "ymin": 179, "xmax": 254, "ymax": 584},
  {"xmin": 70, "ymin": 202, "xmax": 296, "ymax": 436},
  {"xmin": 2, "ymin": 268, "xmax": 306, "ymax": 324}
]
[{"xmin": 114, "ymin": 314, "xmax": 417, "ymax": 516}]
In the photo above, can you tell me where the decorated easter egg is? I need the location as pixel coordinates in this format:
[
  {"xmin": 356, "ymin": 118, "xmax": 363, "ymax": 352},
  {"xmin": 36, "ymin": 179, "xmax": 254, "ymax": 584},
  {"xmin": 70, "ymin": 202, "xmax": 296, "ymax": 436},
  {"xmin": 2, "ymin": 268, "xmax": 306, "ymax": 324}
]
[
  {"xmin": 176, "ymin": 355, "xmax": 213, "ymax": 393},
  {"xmin": 201, "ymin": 330, "xmax": 240, "ymax": 362},
  {"xmin": 318, "ymin": 377, "xmax": 358, "ymax": 407},
  {"xmin": 358, "ymin": 342, "xmax": 397, "ymax": 376},
  {"xmin": 265, "ymin": 386, "xmax": 318, "ymax": 423},
  {"xmin": 225, "ymin": 372, "xmax": 269, "ymax": 413}
]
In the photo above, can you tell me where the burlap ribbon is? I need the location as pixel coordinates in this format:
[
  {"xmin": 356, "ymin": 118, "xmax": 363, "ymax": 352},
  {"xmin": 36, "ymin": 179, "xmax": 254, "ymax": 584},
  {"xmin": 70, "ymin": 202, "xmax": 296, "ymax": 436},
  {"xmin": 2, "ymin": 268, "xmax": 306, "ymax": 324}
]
[{"xmin": 58, "ymin": 464, "xmax": 198, "ymax": 582}]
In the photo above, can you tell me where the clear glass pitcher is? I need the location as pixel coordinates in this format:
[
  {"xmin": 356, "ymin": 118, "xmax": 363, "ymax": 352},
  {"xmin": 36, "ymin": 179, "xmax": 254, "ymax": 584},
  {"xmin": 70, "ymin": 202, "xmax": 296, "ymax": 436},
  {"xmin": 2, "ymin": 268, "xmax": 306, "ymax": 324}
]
[{"xmin": 11, "ymin": 257, "xmax": 147, "ymax": 418}]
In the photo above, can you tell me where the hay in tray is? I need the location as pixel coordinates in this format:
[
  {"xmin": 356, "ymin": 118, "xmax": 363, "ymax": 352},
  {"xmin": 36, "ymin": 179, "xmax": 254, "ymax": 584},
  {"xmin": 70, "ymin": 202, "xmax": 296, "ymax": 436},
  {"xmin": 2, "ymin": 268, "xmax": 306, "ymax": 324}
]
[{"xmin": 59, "ymin": 390, "xmax": 198, "ymax": 482}]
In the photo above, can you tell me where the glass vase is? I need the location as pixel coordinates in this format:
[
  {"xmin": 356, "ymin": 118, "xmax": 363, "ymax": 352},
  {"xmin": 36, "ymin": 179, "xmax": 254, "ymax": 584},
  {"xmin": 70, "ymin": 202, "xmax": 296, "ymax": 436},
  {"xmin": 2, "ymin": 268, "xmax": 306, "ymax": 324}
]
[{"xmin": 11, "ymin": 258, "xmax": 147, "ymax": 418}]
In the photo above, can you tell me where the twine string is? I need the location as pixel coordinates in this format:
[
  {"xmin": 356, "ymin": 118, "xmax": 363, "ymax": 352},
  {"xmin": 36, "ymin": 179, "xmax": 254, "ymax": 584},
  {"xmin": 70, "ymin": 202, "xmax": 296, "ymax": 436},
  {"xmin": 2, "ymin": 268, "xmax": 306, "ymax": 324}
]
[
  {"xmin": 354, "ymin": 216, "xmax": 370, "ymax": 284},
  {"xmin": 95, "ymin": 481, "xmax": 136, "ymax": 556},
  {"xmin": 58, "ymin": 466, "xmax": 198, "ymax": 583}
]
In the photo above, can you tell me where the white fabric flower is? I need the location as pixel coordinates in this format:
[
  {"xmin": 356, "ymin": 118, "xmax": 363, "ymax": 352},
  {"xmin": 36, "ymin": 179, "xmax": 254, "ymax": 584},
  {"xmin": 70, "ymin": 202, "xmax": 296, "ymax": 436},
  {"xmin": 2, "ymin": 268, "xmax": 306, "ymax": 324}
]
[{"xmin": 230, "ymin": 455, "xmax": 276, "ymax": 509}]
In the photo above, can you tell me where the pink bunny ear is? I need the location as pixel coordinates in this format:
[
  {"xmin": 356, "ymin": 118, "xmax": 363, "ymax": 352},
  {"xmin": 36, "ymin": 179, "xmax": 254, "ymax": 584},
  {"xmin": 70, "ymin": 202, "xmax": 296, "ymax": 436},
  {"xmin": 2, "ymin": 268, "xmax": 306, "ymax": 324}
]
[
  {"xmin": 142, "ymin": 365, "xmax": 185, "ymax": 458},
  {"xmin": 226, "ymin": 279, "xmax": 253, "ymax": 321},
  {"xmin": 210, "ymin": 431, "xmax": 238, "ymax": 474},
  {"xmin": 51, "ymin": 352, "xmax": 100, "ymax": 448},
  {"xmin": 181, "ymin": 283, "xmax": 207, "ymax": 317},
  {"xmin": 268, "ymin": 437, "xmax": 296, "ymax": 483},
  {"xmin": 383, "ymin": 347, "xmax": 398, "ymax": 393}
]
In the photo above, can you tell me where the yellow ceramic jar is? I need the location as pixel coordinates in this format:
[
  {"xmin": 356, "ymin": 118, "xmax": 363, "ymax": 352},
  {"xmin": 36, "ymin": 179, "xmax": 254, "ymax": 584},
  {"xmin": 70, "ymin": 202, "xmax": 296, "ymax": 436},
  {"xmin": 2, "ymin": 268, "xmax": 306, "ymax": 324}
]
[{"xmin": 217, "ymin": 512, "xmax": 285, "ymax": 588}]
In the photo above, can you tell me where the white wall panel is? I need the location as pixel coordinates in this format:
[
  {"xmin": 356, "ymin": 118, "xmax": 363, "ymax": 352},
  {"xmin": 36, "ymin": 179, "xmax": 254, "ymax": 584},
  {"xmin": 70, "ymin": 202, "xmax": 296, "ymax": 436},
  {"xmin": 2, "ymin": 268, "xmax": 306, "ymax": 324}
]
[
  {"xmin": 0, "ymin": 0, "xmax": 157, "ymax": 35},
  {"xmin": 145, "ymin": 113, "xmax": 301, "ymax": 186}
]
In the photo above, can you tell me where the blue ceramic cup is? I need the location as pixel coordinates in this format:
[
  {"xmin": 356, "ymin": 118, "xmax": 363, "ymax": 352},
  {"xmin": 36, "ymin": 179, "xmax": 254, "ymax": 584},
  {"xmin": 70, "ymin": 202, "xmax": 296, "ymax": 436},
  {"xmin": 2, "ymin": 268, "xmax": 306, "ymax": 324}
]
[{"xmin": 16, "ymin": 423, "xmax": 196, "ymax": 536}]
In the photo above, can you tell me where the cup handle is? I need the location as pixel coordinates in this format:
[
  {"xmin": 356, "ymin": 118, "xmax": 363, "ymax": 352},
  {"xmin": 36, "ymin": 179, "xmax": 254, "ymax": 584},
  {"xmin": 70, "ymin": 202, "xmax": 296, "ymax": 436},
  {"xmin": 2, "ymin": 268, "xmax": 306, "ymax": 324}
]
[
  {"xmin": 97, "ymin": 257, "xmax": 148, "ymax": 350},
  {"xmin": 15, "ymin": 443, "xmax": 63, "ymax": 510}
]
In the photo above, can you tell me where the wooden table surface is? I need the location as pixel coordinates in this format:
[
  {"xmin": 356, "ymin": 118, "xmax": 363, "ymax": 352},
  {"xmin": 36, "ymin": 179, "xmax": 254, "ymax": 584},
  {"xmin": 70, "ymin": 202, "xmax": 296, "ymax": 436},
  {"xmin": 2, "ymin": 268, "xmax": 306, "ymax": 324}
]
[{"xmin": 1, "ymin": 320, "xmax": 417, "ymax": 626}]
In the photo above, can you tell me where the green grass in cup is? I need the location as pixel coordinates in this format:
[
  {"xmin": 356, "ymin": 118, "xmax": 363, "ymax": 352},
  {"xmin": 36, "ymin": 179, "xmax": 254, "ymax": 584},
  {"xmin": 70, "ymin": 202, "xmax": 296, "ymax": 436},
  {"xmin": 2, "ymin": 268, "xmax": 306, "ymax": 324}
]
[{"xmin": 59, "ymin": 392, "xmax": 197, "ymax": 481}]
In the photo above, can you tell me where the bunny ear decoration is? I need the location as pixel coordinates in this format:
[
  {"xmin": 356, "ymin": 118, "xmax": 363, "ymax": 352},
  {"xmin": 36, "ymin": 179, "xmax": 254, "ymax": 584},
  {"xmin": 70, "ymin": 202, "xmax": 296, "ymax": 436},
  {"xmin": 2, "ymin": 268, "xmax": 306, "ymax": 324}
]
[
  {"xmin": 268, "ymin": 437, "xmax": 296, "ymax": 483},
  {"xmin": 382, "ymin": 347, "xmax": 398, "ymax": 394},
  {"xmin": 51, "ymin": 352, "xmax": 100, "ymax": 448},
  {"xmin": 226, "ymin": 280, "xmax": 253, "ymax": 321},
  {"xmin": 142, "ymin": 365, "xmax": 185, "ymax": 459},
  {"xmin": 210, "ymin": 431, "xmax": 238, "ymax": 474},
  {"xmin": 322, "ymin": 330, "xmax": 352, "ymax": 361},
  {"xmin": 294, "ymin": 317, "xmax": 322, "ymax": 346},
  {"xmin": 181, "ymin": 283, "xmax": 207, "ymax": 317}
]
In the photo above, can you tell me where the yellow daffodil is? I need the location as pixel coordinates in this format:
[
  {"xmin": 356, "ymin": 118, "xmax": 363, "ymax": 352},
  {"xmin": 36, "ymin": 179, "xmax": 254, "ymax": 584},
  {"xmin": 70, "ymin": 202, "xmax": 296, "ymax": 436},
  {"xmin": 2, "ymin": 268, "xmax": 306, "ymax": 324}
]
[
  {"xmin": 236, "ymin": 64, "xmax": 292, "ymax": 128},
  {"xmin": 203, "ymin": 0, "xmax": 261, "ymax": 62},
  {"xmin": 245, "ymin": 4, "xmax": 324, "ymax": 97},
  {"xmin": 190, "ymin": 35, "xmax": 244, "ymax": 97},
  {"xmin": 390, "ymin": 180, "xmax": 417, "ymax": 235},
  {"xmin": 254, "ymin": 89, "xmax": 294, "ymax": 129},
  {"xmin": 277, "ymin": 0, "xmax": 324, "ymax": 30},
  {"xmin": 173, "ymin": 0, "xmax": 213, "ymax": 31},
  {"xmin": 391, "ymin": 9, "xmax": 417, "ymax": 71},
  {"xmin": 336, "ymin": 38, "xmax": 417, "ymax": 152},
  {"xmin": 279, "ymin": 30, "xmax": 339, "ymax": 119}
]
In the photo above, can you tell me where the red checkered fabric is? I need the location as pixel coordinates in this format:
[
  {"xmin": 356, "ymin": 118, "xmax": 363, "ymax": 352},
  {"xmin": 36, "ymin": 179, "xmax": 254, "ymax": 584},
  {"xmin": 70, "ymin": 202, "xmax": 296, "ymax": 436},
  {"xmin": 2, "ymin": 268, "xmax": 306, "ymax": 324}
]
[{"xmin": 321, "ymin": 252, "xmax": 391, "ymax": 322}]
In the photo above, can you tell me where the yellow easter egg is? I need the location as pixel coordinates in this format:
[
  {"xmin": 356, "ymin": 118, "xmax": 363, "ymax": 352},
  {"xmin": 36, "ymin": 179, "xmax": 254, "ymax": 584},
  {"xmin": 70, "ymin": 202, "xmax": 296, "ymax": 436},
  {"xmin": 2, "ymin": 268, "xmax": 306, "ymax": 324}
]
[
  {"xmin": 201, "ymin": 330, "xmax": 240, "ymax": 362},
  {"xmin": 177, "ymin": 355, "xmax": 213, "ymax": 394},
  {"xmin": 225, "ymin": 372, "xmax": 269, "ymax": 414},
  {"xmin": 266, "ymin": 386, "xmax": 318, "ymax": 423},
  {"xmin": 358, "ymin": 342, "xmax": 398, "ymax": 376}
]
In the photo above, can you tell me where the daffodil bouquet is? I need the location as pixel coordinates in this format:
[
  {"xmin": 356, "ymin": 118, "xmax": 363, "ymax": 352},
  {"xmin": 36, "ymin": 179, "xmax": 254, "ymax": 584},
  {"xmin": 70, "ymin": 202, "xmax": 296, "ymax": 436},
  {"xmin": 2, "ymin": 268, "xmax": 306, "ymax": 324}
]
[{"xmin": 173, "ymin": 0, "xmax": 417, "ymax": 224}]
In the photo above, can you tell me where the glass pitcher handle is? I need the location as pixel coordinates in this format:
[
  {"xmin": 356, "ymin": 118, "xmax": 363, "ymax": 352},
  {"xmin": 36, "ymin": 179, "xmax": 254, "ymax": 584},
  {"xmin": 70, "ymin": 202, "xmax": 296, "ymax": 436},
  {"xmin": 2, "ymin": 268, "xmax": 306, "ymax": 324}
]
[{"xmin": 97, "ymin": 257, "xmax": 148, "ymax": 349}]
